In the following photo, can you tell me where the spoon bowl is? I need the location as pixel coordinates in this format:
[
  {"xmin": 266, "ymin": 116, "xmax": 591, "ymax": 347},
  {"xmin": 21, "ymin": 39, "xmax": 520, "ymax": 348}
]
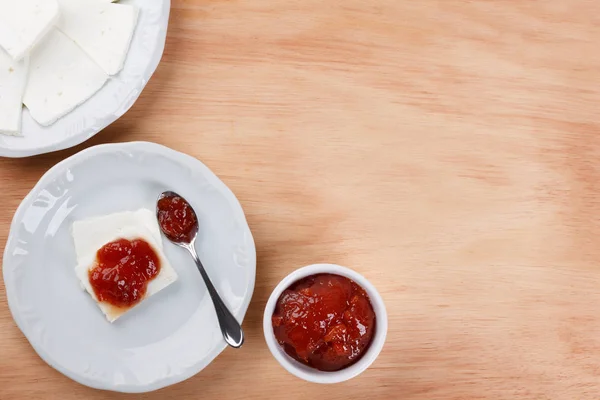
[{"xmin": 156, "ymin": 190, "xmax": 199, "ymax": 246}]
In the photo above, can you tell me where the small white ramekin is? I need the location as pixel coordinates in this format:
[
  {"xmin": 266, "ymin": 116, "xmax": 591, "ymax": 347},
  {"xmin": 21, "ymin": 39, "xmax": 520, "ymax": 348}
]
[{"xmin": 263, "ymin": 264, "xmax": 388, "ymax": 384}]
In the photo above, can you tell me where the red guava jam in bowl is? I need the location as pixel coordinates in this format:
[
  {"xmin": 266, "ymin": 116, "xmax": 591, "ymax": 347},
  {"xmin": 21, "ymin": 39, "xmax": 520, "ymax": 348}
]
[
  {"xmin": 264, "ymin": 264, "xmax": 387, "ymax": 383},
  {"xmin": 272, "ymin": 273, "xmax": 376, "ymax": 372}
]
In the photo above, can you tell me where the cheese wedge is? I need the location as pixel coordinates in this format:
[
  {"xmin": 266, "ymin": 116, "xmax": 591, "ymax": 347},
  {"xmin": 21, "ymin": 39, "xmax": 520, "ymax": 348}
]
[
  {"xmin": 74, "ymin": 225, "xmax": 178, "ymax": 323},
  {"xmin": 23, "ymin": 29, "xmax": 108, "ymax": 126},
  {"xmin": 0, "ymin": 49, "xmax": 28, "ymax": 135},
  {"xmin": 57, "ymin": 0, "xmax": 139, "ymax": 75},
  {"xmin": 0, "ymin": 0, "xmax": 59, "ymax": 61}
]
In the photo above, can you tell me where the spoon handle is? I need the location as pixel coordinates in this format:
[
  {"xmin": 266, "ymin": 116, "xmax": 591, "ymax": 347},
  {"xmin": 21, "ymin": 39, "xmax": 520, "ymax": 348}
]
[{"xmin": 186, "ymin": 243, "xmax": 245, "ymax": 348}]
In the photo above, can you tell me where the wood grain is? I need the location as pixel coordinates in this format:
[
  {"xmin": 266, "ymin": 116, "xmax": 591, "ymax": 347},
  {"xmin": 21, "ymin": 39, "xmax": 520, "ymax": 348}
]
[{"xmin": 2, "ymin": 0, "xmax": 600, "ymax": 398}]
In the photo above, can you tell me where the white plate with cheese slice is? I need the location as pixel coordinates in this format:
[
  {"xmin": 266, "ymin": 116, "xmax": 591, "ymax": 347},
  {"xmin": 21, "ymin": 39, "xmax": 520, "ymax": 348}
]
[
  {"xmin": 0, "ymin": 0, "xmax": 169, "ymax": 158},
  {"xmin": 2, "ymin": 142, "xmax": 257, "ymax": 392}
]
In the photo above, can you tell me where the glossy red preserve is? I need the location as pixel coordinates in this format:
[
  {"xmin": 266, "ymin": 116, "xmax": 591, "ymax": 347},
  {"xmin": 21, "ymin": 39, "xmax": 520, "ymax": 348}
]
[
  {"xmin": 157, "ymin": 193, "xmax": 197, "ymax": 243},
  {"xmin": 272, "ymin": 273, "xmax": 376, "ymax": 372},
  {"xmin": 89, "ymin": 238, "xmax": 161, "ymax": 308}
]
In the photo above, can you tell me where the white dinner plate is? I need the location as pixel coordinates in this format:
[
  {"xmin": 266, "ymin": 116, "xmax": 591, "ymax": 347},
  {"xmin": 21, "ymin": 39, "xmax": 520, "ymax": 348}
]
[
  {"xmin": 0, "ymin": 0, "xmax": 170, "ymax": 158},
  {"xmin": 2, "ymin": 142, "xmax": 256, "ymax": 392}
]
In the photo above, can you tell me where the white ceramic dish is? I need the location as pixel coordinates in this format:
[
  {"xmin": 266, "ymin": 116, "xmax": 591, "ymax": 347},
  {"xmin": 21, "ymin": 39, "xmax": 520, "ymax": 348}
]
[
  {"xmin": 263, "ymin": 264, "xmax": 388, "ymax": 384},
  {"xmin": 2, "ymin": 142, "xmax": 256, "ymax": 392},
  {"xmin": 0, "ymin": 0, "xmax": 170, "ymax": 158}
]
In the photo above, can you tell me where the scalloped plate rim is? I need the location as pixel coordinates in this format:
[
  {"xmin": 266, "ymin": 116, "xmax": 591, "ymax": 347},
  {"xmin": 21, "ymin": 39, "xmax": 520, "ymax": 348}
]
[
  {"xmin": 0, "ymin": 0, "xmax": 171, "ymax": 159},
  {"xmin": 2, "ymin": 141, "xmax": 257, "ymax": 393}
]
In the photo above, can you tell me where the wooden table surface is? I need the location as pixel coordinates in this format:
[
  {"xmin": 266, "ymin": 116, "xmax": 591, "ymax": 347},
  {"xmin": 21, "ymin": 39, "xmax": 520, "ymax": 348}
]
[{"xmin": 2, "ymin": 0, "xmax": 600, "ymax": 399}]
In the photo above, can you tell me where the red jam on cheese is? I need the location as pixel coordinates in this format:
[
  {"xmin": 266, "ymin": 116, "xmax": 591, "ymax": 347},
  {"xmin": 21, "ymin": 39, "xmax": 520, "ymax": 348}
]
[
  {"xmin": 272, "ymin": 273, "xmax": 376, "ymax": 371},
  {"xmin": 157, "ymin": 193, "xmax": 197, "ymax": 243},
  {"xmin": 89, "ymin": 238, "xmax": 161, "ymax": 308}
]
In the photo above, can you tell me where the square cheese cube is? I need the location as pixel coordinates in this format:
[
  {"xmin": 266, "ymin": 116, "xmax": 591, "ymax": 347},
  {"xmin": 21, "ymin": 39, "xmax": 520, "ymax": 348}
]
[
  {"xmin": 72, "ymin": 210, "xmax": 178, "ymax": 323},
  {"xmin": 23, "ymin": 28, "xmax": 108, "ymax": 126},
  {"xmin": 57, "ymin": 0, "xmax": 139, "ymax": 75},
  {"xmin": 0, "ymin": 0, "xmax": 59, "ymax": 61}
]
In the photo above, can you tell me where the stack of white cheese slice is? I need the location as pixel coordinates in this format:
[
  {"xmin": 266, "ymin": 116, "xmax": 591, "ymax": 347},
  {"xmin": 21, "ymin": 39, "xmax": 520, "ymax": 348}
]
[{"xmin": 0, "ymin": 0, "xmax": 138, "ymax": 136}]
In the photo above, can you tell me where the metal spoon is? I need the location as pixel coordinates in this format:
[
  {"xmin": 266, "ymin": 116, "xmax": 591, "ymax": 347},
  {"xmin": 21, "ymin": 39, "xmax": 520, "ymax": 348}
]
[{"xmin": 156, "ymin": 191, "xmax": 244, "ymax": 348}]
